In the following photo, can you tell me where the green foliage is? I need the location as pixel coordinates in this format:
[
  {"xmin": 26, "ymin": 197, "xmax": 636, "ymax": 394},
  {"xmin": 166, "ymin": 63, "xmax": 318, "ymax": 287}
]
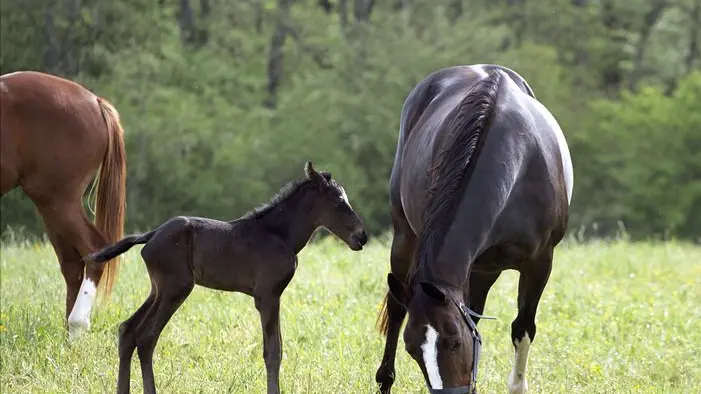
[
  {"xmin": 578, "ymin": 72, "xmax": 701, "ymax": 238},
  {"xmin": 1, "ymin": 0, "xmax": 699, "ymax": 240},
  {"xmin": 1, "ymin": 239, "xmax": 700, "ymax": 392}
]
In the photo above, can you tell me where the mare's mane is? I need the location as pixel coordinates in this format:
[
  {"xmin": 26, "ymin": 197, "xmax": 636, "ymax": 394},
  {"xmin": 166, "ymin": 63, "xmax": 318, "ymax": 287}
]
[{"xmin": 406, "ymin": 71, "xmax": 504, "ymax": 287}]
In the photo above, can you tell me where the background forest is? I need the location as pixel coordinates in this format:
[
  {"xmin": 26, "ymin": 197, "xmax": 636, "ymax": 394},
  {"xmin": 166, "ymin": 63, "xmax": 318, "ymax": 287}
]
[{"xmin": 1, "ymin": 0, "xmax": 700, "ymax": 241}]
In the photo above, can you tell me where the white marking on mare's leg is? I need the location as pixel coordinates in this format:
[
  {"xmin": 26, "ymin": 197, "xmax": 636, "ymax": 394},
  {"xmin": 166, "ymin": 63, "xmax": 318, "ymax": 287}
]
[
  {"xmin": 507, "ymin": 333, "xmax": 532, "ymax": 394},
  {"xmin": 67, "ymin": 278, "xmax": 97, "ymax": 339},
  {"xmin": 422, "ymin": 324, "xmax": 443, "ymax": 389}
]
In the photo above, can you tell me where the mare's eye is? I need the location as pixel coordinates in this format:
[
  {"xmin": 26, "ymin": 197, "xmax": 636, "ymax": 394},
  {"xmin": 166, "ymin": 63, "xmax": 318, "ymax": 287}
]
[{"xmin": 445, "ymin": 338, "xmax": 462, "ymax": 352}]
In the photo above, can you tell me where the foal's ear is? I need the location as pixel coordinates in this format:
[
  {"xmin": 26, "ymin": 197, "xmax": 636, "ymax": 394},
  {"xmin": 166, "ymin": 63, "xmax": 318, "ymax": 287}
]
[
  {"xmin": 304, "ymin": 160, "xmax": 330, "ymax": 182},
  {"xmin": 320, "ymin": 171, "xmax": 332, "ymax": 181},
  {"xmin": 387, "ymin": 273, "xmax": 410, "ymax": 305},
  {"xmin": 420, "ymin": 281, "xmax": 448, "ymax": 304}
]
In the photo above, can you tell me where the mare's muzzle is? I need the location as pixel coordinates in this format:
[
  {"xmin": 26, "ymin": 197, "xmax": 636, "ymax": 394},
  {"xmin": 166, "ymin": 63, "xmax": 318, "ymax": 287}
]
[{"xmin": 426, "ymin": 299, "xmax": 494, "ymax": 394}]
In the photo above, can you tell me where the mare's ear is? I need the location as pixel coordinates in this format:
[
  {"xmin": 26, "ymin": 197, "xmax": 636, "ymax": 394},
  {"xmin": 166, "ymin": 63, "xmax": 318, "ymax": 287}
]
[
  {"xmin": 320, "ymin": 171, "xmax": 332, "ymax": 181},
  {"xmin": 387, "ymin": 273, "xmax": 410, "ymax": 306},
  {"xmin": 420, "ymin": 281, "xmax": 448, "ymax": 304}
]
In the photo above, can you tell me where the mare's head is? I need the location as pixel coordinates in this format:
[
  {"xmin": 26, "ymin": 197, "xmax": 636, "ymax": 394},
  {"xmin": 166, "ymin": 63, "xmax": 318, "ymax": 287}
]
[
  {"xmin": 387, "ymin": 273, "xmax": 480, "ymax": 394},
  {"xmin": 303, "ymin": 161, "xmax": 368, "ymax": 251}
]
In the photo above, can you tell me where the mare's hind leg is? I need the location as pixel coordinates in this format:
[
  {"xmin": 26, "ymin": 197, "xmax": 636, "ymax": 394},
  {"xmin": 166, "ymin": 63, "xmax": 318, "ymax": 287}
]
[
  {"xmin": 44, "ymin": 225, "xmax": 85, "ymax": 323},
  {"xmin": 375, "ymin": 209, "xmax": 416, "ymax": 394},
  {"xmin": 35, "ymin": 197, "xmax": 107, "ymax": 336},
  {"xmin": 508, "ymin": 249, "xmax": 553, "ymax": 394},
  {"xmin": 117, "ymin": 290, "xmax": 156, "ymax": 394}
]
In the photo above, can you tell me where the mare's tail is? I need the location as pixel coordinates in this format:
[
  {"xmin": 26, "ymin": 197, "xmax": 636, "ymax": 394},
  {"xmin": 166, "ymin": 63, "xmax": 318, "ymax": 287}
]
[
  {"xmin": 93, "ymin": 96, "xmax": 127, "ymax": 300},
  {"xmin": 89, "ymin": 230, "xmax": 156, "ymax": 263}
]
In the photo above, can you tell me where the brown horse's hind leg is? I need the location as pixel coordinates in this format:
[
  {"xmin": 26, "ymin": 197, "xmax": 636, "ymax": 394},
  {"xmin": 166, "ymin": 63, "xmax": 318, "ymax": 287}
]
[
  {"xmin": 508, "ymin": 248, "xmax": 553, "ymax": 394},
  {"xmin": 35, "ymin": 197, "xmax": 108, "ymax": 337},
  {"xmin": 44, "ymin": 225, "xmax": 85, "ymax": 322}
]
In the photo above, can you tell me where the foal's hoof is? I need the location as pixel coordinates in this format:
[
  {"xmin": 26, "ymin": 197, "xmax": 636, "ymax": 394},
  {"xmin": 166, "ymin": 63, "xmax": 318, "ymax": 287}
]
[{"xmin": 67, "ymin": 317, "xmax": 90, "ymax": 340}]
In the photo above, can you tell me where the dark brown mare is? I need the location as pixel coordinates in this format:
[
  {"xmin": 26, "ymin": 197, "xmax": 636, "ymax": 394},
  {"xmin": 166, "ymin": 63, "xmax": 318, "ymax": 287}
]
[
  {"xmin": 0, "ymin": 71, "xmax": 126, "ymax": 338},
  {"xmin": 374, "ymin": 65, "xmax": 573, "ymax": 394},
  {"xmin": 88, "ymin": 161, "xmax": 368, "ymax": 394}
]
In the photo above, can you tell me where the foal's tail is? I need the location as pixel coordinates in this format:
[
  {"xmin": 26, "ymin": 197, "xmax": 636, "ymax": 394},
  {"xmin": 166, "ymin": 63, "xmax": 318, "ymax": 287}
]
[
  {"xmin": 90, "ymin": 230, "xmax": 156, "ymax": 264},
  {"xmin": 92, "ymin": 96, "xmax": 127, "ymax": 300}
]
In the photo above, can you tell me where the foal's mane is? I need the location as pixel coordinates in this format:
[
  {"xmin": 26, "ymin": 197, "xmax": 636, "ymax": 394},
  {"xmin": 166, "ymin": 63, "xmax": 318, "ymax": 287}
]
[
  {"xmin": 241, "ymin": 178, "xmax": 313, "ymax": 221},
  {"xmin": 240, "ymin": 172, "xmax": 338, "ymax": 221},
  {"xmin": 406, "ymin": 71, "xmax": 504, "ymax": 288}
]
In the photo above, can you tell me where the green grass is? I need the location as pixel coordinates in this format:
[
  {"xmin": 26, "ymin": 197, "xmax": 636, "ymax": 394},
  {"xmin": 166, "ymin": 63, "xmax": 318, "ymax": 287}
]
[{"xmin": 1, "ymin": 236, "xmax": 700, "ymax": 394}]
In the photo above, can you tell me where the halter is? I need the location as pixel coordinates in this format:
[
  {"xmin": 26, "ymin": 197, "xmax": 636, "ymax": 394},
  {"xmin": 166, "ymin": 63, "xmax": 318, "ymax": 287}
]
[{"xmin": 425, "ymin": 297, "xmax": 496, "ymax": 394}]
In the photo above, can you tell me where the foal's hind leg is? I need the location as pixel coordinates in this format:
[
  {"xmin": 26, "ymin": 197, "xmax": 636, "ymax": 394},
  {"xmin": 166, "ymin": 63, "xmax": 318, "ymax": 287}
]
[
  {"xmin": 117, "ymin": 290, "xmax": 156, "ymax": 394},
  {"xmin": 375, "ymin": 210, "xmax": 416, "ymax": 394},
  {"xmin": 508, "ymin": 249, "xmax": 553, "ymax": 394},
  {"xmin": 135, "ymin": 272, "xmax": 194, "ymax": 394}
]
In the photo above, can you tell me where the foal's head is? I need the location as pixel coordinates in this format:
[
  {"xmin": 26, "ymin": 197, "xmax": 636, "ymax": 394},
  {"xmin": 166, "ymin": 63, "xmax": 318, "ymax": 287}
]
[
  {"xmin": 303, "ymin": 161, "xmax": 368, "ymax": 251},
  {"xmin": 388, "ymin": 273, "xmax": 479, "ymax": 394}
]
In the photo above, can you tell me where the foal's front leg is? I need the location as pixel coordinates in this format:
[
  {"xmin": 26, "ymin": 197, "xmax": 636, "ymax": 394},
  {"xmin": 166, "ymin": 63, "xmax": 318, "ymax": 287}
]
[{"xmin": 256, "ymin": 296, "xmax": 283, "ymax": 394}]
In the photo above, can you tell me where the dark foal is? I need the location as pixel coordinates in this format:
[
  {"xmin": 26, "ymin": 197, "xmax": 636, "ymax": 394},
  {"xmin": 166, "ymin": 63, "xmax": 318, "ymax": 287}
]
[{"xmin": 89, "ymin": 161, "xmax": 368, "ymax": 394}]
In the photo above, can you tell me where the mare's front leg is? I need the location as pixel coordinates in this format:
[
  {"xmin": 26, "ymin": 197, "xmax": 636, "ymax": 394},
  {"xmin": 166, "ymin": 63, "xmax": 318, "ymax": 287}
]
[
  {"xmin": 375, "ymin": 215, "xmax": 414, "ymax": 394},
  {"xmin": 255, "ymin": 295, "xmax": 283, "ymax": 394},
  {"xmin": 508, "ymin": 249, "xmax": 553, "ymax": 394}
]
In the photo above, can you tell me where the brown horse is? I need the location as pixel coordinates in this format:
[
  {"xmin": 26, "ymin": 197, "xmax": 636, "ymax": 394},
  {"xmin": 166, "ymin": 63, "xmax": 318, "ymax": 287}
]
[{"xmin": 0, "ymin": 71, "xmax": 127, "ymax": 338}]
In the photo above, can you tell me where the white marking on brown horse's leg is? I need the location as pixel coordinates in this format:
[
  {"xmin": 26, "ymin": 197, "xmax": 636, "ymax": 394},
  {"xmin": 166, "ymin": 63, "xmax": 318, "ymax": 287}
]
[
  {"xmin": 67, "ymin": 278, "xmax": 97, "ymax": 338},
  {"xmin": 422, "ymin": 324, "xmax": 443, "ymax": 389},
  {"xmin": 507, "ymin": 333, "xmax": 532, "ymax": 394}
]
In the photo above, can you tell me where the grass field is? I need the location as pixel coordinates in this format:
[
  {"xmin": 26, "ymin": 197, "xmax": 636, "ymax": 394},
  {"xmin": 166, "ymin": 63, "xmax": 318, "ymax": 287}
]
[{"xmin": 1, "ymin": 235, "xmax": 700, "ymax": 394}]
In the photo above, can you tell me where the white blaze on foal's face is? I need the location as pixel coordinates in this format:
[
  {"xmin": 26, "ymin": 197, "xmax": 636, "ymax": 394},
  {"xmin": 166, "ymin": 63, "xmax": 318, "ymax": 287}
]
[
  {"xmin": 67, "ymin": 278, "xmax": 98, "ymax": 338},
  {"xmin": 421, "ymin": 324, "xmax": 444, "ymax": 389},
  {"xmin": 338, "ymin": 185, "xmax": 351, "ymax": 208}
]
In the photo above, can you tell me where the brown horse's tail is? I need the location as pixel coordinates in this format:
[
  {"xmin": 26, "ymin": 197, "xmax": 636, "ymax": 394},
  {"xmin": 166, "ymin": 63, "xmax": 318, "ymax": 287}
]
[
  {"xmin": 93, "ymin": 97, "xmax": 127, "ymax": 301},
  {"xmin": 376, "ymin": 293, "xmax": 391, "ymax": 336}
]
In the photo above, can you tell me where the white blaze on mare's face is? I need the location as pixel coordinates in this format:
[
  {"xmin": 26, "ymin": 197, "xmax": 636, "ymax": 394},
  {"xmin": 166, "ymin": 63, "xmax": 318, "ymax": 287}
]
[
  {"xmin": 507, "ymin": 333, "xmax": 532, "ymax": 394},
  {"xmin": 421, "ymin": 324, "xmax": 443, "ymax": 389},
  {"xmin": 67, "ymin": 278, "xmax": 97, "ymax": 338}
]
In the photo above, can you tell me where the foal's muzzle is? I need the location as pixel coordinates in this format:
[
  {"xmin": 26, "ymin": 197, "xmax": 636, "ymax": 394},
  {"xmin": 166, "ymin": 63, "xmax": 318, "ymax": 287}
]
[{"xmin": 350, "ymin": 230, "xmax": 368, "ymax": 250}]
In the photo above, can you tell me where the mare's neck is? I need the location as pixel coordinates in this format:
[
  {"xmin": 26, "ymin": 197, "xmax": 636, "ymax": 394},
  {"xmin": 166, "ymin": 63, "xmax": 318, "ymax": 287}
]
[{"xmin": 258, "ymin": 189, "xmax": 318, "ymax": 255}]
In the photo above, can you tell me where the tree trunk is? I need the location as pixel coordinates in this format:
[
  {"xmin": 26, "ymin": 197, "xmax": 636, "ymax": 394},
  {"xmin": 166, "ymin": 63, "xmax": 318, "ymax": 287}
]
[
  {"xmin": 686, "ymin": 0, "xmax": 700, "ymax": 74},
  {"xmin": 628, "ymin": 1, "xmax": 669, "ymax": 91},
  {"xmin": 177, "ymin": 0, "xmax": 196, "ymax": 44},
  {"xmin": 264, "ymin": 0, "xmax": 293, "ymax": 109},
  {"xmin": 353, "ymin": 0, "xmax": 375, "ymax": 23},
  {"xmin": 42, "ymin": 3, "xmax": 58, "ymax": 72}
]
